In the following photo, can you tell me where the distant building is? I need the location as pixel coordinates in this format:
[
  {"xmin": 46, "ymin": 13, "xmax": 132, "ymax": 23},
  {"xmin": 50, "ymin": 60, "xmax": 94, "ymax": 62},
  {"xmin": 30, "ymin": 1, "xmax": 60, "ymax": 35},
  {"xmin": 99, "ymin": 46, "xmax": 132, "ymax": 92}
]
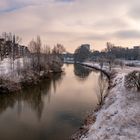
[
  {"xmin": 0, "ymin": 37, "xmax": 30, "ymax": 60},
  {"xmin": 133, "ymin": 46, "xmax": 140, "ymax": 60}
]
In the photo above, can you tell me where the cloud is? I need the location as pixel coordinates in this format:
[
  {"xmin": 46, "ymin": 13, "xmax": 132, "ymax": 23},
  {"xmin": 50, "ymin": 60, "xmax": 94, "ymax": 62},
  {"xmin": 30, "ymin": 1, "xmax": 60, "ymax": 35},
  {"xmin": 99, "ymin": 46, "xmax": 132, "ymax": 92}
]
[
  {"xmin": 55, "ymin": 0, "xmax": 75, "ymax": 2},
  {"xmin": 128, "ymin": 6, "xmax": 140, "ymax": 20},
  {"xmin": 0, "ymin": 0, "xmax": 30, "ymax": 13},
  {"xmin": 0, "ymin": 0, "xmax": 140, "ymax": 51},
  {"xmin": 93, "ymin": 18, "xmax": 128, "ymax": 29},
  {"xmin": 113, "ymin": 29, "xmax": 140, "ymax": 39}
]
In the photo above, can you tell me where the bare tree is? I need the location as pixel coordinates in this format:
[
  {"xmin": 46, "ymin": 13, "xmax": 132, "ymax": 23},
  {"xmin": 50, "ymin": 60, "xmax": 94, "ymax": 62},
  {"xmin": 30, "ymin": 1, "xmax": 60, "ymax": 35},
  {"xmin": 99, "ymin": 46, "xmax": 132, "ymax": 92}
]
[
  {"xmin": 29, "ymin": 39, "xmax": 37, "ymax": 71},
  {"xmin": 36, "ymin": 36, "xmax": 41, "ymax": 73},
  {"xmin": 43, "ymin": 44, "xmax": 51, "ymax": 71},
  {"xmin": 28, "ymin": 36, "xmax": 42, "ymax": 74},
  {"xmin": 52, "ymin": 43, "xmax": 65, "ymax": 55},
  {"xmin": 97, "ymin": 72, "xmax": 108, "ymax": 105}
]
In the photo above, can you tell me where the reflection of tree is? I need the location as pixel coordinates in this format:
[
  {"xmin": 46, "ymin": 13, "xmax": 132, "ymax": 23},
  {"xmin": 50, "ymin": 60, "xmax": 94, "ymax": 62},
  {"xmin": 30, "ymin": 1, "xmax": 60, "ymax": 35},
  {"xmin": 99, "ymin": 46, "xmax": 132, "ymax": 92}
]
[
  {"xmin": 21, "ymin": 86, "xmax": 44, "ymax": 120},
  {"xmin": 0, "ymin": 73, "xmax": 63, "ymax": 120},
  {"xmin": 0, "ymin": 93, "xmax": 17, "ymax": 114},
  {"xmin": 51, "ymin": 73, "xmax": 63, "ymax": 93},
  {"xmin": 97, "ymin": 72, "xmax": 108, "ymax": 105},
  {"xmin": 74, "ymin": 64, "xmax": 92, "ymax": 80}
]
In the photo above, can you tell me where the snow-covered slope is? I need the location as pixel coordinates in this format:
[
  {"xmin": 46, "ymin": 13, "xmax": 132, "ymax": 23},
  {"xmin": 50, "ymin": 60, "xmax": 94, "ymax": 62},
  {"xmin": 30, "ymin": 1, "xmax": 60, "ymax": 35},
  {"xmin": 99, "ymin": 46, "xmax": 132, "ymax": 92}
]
[{"xmin": 81, "ymin": 64, "xmax": 140, "ymax": 140}]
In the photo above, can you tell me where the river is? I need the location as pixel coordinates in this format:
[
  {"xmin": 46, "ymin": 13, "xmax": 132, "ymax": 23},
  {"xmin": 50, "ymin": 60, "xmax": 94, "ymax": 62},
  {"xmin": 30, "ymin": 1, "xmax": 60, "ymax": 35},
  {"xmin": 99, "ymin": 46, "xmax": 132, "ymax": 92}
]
[{"xmin": 0, "ymin": 64, "xmax": 108, "ymax": 140}]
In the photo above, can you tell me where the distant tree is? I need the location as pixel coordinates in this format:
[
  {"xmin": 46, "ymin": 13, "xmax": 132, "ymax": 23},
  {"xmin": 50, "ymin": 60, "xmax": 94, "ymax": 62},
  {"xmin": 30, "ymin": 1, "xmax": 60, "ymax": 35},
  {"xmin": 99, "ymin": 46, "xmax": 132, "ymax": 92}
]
[
  {"xmin": 44, "ymin": 45, "xmax": 51, "ymax": 55},
  {"xmin": 36, "ymin": 36, "xmax": 41, "ymax": 73},
  {"xmin": 52, "ymin": 44, "xmax": 65, "ymax": 55},
  {"xmin": 74, "ymin": 44, "xmax": 91, "ymax": 62},
  {"xmin": 29, "ymin": 39, "xmax": 36, "ymax": 70},
  {"xmin": 42, "ymin": 45, "xmax": 51, "ymax": 71},
  {"xmin": 29, "ymin": 36, "xmax": 42, "ymax": 73},
  {"xmin": 52, "ymin": 44, "xmax": 66, "ymax": 62}
]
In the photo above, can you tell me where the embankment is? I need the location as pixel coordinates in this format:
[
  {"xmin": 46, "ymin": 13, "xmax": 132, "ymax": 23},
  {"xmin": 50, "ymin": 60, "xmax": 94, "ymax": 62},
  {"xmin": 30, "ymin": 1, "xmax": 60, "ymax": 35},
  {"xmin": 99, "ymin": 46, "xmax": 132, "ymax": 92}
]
[{"xmin": 72, "ymin": 64, "xmax": 140, "ymax": 140}]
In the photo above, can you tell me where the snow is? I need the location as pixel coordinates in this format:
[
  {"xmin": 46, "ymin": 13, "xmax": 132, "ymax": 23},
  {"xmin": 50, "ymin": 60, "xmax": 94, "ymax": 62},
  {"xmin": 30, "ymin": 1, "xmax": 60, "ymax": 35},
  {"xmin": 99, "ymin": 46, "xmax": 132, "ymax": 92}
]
[
  {"xmin": 0, "ymin": 57, "xmax": 30, "ymax": 82},
  {"xmin": 123, "ymin": 60, "xmax": 140, "ymax": 67},
  {"xmin": 82, "ymin": 62, "xmax": 100, "ymax": 69},
  {"xmin": 80, "ymin": 62, "xmax": 140, "ymax": 140},
  {"xmin": 82, "ymin": 62, "xmax": 110, "ymax": 72}
]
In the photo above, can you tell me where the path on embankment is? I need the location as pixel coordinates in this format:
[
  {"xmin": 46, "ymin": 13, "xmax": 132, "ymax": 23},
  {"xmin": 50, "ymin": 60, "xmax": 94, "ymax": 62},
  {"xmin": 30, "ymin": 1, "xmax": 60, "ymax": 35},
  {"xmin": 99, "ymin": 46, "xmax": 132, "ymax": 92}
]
[{"xmin": 78, "ymin": 65, "xmax": 140, "ymax": 140}]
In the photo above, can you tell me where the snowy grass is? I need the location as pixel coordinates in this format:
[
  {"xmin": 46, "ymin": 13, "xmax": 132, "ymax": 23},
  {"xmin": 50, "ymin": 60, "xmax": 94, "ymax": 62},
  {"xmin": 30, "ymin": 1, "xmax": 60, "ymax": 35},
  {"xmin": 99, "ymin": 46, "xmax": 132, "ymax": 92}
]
[{"xmin": 80, "ymin": 62, "xmax": 140, "ymax": 140}]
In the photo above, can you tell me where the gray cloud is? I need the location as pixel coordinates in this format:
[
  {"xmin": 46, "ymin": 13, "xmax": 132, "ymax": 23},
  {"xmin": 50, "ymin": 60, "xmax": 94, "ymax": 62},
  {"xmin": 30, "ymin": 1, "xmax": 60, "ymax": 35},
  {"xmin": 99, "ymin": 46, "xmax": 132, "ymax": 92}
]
[
  {"xmin": 113, "ymin": 30, "xmax": 140, "ymax": 39},
  {"xmin": 93, "ymin": 18, "xmax": 128, "ymax": 29},
  {"xmin": 128, "ymin": 6, "xmax": 140, "ymax": 20},
  {"xmin": 80, "ymin": 33, "xmax": 109, "ymax": 41}
]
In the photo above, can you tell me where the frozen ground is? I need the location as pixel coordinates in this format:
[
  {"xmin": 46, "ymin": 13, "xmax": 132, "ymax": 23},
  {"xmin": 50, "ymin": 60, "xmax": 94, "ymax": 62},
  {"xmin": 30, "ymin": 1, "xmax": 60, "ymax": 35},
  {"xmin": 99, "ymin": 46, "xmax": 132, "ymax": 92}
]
[
  {"xmin": 80, "ymin": 62, "xmax": 140, "ymax": 140},
  {"xmin": 0, "ymin": 57, "xmax": 30, "ymax": 82},
  {"xmin": 123, "ymin": 60, "xmax": 140, "ymax": 67}
]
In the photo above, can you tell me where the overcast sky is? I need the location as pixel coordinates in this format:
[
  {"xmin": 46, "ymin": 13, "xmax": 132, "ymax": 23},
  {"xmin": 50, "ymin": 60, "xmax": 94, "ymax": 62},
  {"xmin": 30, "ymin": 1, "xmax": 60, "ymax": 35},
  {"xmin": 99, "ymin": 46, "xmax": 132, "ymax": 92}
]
[{"xmin": 0, "ymin": 0, "xmax": 140, "ymax": 52}]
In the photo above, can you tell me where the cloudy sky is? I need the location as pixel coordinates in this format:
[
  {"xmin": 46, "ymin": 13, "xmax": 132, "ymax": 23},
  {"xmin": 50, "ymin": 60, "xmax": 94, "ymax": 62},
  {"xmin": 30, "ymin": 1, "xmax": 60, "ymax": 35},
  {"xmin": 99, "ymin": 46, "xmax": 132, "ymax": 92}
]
[{"xmin": 0, "ymin": 0, "xmax": 140, "ymax": 52}]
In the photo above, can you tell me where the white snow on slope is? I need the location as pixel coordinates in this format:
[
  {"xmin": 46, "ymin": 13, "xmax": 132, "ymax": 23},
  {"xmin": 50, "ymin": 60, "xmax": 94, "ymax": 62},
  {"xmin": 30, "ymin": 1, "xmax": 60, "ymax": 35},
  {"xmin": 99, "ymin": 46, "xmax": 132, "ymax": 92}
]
[{"xmin": 81, "ymin": 63, "xmax": 140, "ymax": 140}]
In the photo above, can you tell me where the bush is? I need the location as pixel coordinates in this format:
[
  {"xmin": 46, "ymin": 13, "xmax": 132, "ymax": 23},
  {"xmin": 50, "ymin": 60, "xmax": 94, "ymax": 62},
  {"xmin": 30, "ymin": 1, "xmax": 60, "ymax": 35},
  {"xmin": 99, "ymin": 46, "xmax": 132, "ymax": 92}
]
[{"xmin": 125, "ymin": 71, "xmax": 140, "ymax": 91}]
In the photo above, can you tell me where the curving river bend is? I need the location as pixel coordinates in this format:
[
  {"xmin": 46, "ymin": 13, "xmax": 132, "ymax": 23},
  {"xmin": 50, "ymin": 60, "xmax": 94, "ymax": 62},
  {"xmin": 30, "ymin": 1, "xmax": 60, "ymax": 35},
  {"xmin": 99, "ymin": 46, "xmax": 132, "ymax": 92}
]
[{"xmin": 0, "ymin": 64, "xmax": 108, "ymax": 140}]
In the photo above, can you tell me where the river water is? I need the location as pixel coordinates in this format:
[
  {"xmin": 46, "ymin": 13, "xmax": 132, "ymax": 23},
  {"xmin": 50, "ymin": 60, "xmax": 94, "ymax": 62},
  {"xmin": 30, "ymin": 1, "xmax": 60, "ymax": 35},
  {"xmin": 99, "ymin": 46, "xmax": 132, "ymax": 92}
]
[{"xmin": 0, "ymin": 64, "xmax": 108, "ymax": 140}]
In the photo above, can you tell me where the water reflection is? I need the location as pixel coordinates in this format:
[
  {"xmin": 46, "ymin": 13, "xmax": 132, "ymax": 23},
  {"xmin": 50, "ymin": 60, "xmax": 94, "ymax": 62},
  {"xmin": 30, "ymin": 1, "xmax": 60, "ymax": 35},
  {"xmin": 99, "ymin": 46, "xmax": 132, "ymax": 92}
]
[
  {"xmin": 0, "ymin": 64, "xmax": 108, "ymax": 140},
  {"xmin": 0, "ymin": 73, "xmax": 64, "ymax": 120},
  {"xmin": 74, "ymin": 64, "xmax": 92, "ymax": 80}
]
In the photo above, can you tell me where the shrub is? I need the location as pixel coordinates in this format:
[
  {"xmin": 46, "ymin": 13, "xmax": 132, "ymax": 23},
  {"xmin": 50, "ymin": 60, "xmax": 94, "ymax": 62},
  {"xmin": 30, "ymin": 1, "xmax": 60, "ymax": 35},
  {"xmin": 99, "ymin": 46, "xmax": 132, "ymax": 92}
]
[{"xmin": 125, "ymin": 71, "xmax": 140, "ymax": 91}]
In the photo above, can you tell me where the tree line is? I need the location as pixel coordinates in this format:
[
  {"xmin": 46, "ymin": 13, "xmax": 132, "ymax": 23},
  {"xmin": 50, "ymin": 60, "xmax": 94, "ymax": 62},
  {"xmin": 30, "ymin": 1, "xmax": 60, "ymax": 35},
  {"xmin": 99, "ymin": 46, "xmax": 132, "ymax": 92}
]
[
  {"xmin": 74, "ymin": 42, "xmax": 140, "ymax": 63},
  {"xmin": 91, "ymin": 42, "xmax": 140, "ymax": 61},
  {"xmin": 0, "ymin": 32, "xmax": 66, "ymax": 87}
]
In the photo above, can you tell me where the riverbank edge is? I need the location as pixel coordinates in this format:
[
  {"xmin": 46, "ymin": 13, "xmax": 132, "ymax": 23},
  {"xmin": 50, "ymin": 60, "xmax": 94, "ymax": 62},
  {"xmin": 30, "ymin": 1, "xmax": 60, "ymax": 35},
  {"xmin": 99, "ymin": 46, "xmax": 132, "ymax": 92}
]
[
  {"xmin": 0, "ymin": 70, "xmax": 63, "ymax": 94},
  {"xmin": 71, "ymin": 63, "xmax": 113, "ymax": 140}
]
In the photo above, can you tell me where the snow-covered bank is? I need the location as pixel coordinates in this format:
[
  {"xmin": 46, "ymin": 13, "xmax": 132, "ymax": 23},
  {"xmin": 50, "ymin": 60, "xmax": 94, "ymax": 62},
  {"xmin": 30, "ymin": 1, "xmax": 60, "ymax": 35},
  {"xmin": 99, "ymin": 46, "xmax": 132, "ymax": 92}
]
[
  {"xmin": 80, "ymin": 65, "xmax": 140, "ymax": 140},
  {"xmin": 0, "ymin": 57, "xmax": 63, "ymax": 93}
]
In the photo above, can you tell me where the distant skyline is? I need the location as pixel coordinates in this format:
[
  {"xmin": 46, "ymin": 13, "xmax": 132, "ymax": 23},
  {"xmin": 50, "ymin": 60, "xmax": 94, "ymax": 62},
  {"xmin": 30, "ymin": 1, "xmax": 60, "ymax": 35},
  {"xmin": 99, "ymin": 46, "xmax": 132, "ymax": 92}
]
[{"xmin": 0, "ymin": 0, "xmax": 140, "ymax": 52}]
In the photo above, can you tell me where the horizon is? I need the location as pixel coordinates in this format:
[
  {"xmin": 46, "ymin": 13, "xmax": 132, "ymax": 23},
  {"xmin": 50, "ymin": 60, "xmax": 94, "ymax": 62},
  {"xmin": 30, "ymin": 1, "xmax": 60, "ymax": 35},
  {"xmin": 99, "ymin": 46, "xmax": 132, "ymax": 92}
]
[
  {"xmin": 1, "ymin": 0, "xmax": 140, "ymax": 52},
  {"xmin": 1, "ymin": 33, "xmax": 140, "ymax": 53}
]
